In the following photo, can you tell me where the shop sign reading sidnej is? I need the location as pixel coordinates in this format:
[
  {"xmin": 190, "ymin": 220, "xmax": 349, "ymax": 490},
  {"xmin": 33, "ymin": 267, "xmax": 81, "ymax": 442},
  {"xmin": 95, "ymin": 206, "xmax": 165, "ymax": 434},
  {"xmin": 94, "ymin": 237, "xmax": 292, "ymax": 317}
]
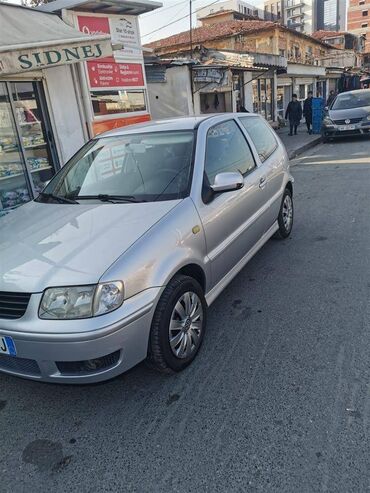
[{"xmin": 0, "ymin": 42, "xmax": 112, "ymax": 75}]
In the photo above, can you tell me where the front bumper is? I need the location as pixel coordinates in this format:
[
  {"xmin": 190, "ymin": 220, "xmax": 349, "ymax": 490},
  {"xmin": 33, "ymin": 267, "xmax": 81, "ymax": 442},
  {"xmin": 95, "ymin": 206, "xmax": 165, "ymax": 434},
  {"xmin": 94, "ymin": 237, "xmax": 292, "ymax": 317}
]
[
  {"xmin": 322, "ymin": 121, "xmax": 370, "ymax": 138},
  {"xmin": 0, "ymin": 287, "xmax": 162, "ymax": 383}
]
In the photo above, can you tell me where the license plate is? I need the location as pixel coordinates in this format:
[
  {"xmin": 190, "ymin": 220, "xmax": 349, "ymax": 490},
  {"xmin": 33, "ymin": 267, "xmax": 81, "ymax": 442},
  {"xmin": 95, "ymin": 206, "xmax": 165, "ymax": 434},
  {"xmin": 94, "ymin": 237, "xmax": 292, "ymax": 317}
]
[
  {"xmin": 339, "ymin": 125, "xmax": 355, "ymax": 131},
  {"xmin": 0, "ymin": 335, "xmax": 16, "ymax": 356}
]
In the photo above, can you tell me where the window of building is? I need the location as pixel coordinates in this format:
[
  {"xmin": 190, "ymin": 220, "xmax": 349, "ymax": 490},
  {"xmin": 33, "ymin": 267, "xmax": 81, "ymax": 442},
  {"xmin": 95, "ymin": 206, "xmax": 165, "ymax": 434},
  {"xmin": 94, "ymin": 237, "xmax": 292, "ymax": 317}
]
[
  {"xmin": 239, "ymin": 116, "xmax": 277, "ymax": 162},
  {"xmin": 90, "ymin": 90, "xmax": 146, "ymax": 117},
  {"xmin": 204, "ymin": 120, "xmax": 255, "ymax": 184},
  {"xmin": 362, "ymin": 23, "xmax": 368, "ymax": 28},
  {"xmin": 299, "ymin": 84, "xmax": 306, "ymax": 99},
  {"xmin": 362, "ymin": 10, "xmax": 368, "ymax": 16}
]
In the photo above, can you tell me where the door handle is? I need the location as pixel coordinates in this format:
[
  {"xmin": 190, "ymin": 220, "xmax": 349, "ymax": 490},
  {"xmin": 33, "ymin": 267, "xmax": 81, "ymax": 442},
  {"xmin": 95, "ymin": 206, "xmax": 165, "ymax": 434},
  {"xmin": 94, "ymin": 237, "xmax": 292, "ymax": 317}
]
[{"xmin": 259, "ymin": 176, "xmax": 267, "ymax": 189}]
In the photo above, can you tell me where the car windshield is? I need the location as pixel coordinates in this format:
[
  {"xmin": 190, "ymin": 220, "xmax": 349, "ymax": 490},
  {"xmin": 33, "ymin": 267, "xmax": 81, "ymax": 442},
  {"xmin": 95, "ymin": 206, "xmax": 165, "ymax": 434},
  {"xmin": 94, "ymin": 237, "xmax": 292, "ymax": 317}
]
[
  {"xmin": 40, "ymin": 131, "xmax": 195, "ymax": 203},
  {"xmin": 332, "ymin": 92, "xmax": 370, "ymax": 110}
]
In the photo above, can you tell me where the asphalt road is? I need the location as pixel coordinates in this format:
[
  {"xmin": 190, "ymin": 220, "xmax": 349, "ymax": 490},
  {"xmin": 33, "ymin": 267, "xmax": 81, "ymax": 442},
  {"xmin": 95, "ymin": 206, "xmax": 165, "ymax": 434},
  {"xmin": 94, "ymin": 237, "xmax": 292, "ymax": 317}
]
[{"xmin": 1, "ymin": 137, "xmax": 370, "ymax": 492}]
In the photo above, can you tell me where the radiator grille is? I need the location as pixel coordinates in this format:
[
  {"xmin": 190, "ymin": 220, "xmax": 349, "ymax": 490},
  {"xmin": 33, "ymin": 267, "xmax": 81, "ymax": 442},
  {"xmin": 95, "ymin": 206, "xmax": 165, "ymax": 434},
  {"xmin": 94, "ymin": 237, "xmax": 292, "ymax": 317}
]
[
  {"xmin": 333, "ymin": 117, "xmax": 362, "ymax": 125},
  {"xmin": 0, "ymin": 291, "xmax": 31, "ymax": 319}
]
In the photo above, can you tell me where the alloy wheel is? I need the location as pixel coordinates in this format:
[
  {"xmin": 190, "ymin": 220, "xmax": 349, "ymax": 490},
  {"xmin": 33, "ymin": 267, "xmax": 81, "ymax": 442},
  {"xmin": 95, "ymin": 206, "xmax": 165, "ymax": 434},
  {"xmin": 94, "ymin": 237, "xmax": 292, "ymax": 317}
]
[
  {"xmin": 282, "ymin": 194, "xmax": 293, "ymax": 232},
  {"xmin": 169, "ymin": 292, "xmax": 203, "ymax": 359}
]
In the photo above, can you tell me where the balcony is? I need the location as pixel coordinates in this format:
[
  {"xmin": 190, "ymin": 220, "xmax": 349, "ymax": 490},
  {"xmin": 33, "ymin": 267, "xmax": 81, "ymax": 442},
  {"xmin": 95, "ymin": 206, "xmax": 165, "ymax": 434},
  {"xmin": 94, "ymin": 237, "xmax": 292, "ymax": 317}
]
[
  {"xmin": 287, "ymin": 20, "xmax": 304, "ymax": 28},
  {"xmin": 285, "ymin": 2, "xmax": 305, "ymax": 10}
]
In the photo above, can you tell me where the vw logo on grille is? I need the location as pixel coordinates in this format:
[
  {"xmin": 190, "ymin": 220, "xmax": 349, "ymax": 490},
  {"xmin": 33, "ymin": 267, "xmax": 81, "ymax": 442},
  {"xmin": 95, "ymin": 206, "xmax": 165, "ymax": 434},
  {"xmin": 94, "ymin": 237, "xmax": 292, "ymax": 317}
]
[{"xmin": 345, "ymin": 119, "xmax": 351, "ymax": 124}]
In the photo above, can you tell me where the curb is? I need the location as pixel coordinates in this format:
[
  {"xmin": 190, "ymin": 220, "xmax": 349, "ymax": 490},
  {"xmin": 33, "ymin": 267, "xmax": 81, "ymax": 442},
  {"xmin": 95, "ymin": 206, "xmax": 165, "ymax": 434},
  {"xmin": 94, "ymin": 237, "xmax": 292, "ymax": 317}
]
[{"xmin": 287, "ymin": 136, "xmax": 322, "ymax": 160}]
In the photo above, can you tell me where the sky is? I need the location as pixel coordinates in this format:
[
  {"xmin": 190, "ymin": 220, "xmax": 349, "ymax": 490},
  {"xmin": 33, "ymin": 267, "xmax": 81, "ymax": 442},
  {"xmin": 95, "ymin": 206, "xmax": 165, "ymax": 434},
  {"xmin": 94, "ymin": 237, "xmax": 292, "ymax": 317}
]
[
  {"xmin": 4, "ymin": 0, "xmax": 263, "ymax": 44},
  {"xmin": 139, "ymin": 0, "xmax": 264, "ymax": 44}
]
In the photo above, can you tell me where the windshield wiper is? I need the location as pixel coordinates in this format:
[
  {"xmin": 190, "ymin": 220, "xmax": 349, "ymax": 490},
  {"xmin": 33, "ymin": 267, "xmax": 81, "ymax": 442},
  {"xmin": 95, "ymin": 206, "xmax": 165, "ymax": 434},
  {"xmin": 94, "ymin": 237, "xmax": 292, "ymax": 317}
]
[
  {"xmin": 37, "ymin": 192, "xmax": 78, "ymax": 204},
  {"xmin": 77, "ymin": 194, "xmax": 143, "ymax": 203}
]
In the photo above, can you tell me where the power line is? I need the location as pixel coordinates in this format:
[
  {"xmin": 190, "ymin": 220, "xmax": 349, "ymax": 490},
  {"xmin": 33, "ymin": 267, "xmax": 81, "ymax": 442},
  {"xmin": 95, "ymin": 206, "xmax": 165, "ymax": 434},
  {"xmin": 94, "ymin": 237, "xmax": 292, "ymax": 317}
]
[
  {"xmin": 141, "ymin": 0, "xmax": 222, "ymax": 39},
  {"xmin": 142, "ymin": 0, "xmax": 189, "ymax": 18}
]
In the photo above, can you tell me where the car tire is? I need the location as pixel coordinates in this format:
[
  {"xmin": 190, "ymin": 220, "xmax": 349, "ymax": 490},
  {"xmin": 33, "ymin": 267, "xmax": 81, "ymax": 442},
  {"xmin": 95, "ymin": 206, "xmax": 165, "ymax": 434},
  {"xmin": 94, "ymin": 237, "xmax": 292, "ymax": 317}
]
[
  {"xmin": 147, "ymin": 275, "xmax": 207, "ymax": 373},
  {"xmin": 274, "ymin": 187, "xmax": 294, "ymax": 239}
]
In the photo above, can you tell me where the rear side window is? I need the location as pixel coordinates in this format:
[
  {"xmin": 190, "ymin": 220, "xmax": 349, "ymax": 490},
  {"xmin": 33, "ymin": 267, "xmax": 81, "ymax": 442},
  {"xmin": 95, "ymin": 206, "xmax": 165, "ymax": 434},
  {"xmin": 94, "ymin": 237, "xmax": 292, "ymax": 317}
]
[
  {"xmin": 204, "ymin": 120, "xmax": 255, "ymax": 184},
  {"xmin": 239, "ymin": 116, "xmax": 278, "ymax": 162}
]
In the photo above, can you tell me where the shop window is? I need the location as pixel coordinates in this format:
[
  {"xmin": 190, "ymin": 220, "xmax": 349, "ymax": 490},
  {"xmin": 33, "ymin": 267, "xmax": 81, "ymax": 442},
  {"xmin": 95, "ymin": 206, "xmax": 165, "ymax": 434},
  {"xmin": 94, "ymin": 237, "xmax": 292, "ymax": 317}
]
[
  {"xmin": 90, "ymin": 90, "xmax": 146, "ymax": 117},
  {"xmin": 0, "ymin": 81, "xmax": 58, "ymax": 215},
  {"xmin": 299, "ymin": 84, "xmax": 306, "ymax": 100},
  {"xmin": 252, "ymin": 78, "xmax": 274, "ymax": 121},
  {"xmin": 204, "ymin": 120, "xmax": 255, "ymax": 184},
  {"xmin": 239, "ymin": 116, "xmax": 277, "ymax": 162},
  {"xmin": 276, "ymin": 86, "xmax": 285, "ymax": 118}
]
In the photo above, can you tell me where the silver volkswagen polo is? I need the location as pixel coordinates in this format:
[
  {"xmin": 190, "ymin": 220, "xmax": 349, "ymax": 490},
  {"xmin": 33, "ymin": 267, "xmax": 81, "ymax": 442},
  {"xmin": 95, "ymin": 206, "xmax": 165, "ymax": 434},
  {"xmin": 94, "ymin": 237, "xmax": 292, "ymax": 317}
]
[{"xmin": 0, "ymin": 114, "xmax": 294, "ymax": 383}]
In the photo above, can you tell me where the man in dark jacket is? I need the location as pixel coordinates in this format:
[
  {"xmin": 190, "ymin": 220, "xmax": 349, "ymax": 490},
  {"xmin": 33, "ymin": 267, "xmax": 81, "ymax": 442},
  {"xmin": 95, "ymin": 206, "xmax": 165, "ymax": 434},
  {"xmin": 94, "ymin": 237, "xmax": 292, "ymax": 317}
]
[
  {"xmin": 303, "ymin": 91, "xmax": 313, "ymax": 134},
  {"xmin": 285, "ymin": 94, "xmax": 302, "ymax": 136},
  {"xmin": 326, "ymin": 90, "xmax": 336, "ymax": 108}
]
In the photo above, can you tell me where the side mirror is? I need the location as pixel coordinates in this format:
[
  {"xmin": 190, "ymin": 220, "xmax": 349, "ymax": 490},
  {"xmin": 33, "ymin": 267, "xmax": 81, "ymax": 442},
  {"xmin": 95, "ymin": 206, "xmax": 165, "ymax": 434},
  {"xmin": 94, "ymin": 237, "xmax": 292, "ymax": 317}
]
[
  {"xmin": 211, "ymin": 172, "xmax": 244, "ymax": 193},
  {"xmin": 324, "ymin": 106, "xmax": 329, "ymax": 111}
]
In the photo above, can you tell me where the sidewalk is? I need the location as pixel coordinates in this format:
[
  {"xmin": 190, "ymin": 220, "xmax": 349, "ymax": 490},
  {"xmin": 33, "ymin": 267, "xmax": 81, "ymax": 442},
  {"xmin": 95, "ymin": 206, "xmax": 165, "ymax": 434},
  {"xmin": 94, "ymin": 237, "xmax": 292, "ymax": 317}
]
[{"xmin": 275, "ymin": 125, "xmax": 322, "ymax": 160}]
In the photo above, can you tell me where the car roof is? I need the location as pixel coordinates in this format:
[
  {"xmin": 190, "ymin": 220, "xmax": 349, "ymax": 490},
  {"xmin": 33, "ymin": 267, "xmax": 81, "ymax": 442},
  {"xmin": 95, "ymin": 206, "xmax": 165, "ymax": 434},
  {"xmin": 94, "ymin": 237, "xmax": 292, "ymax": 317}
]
[
  {"xmin": 98, "ymin": 113, "xmax": 260, "ymax": 138},
  {"xmin": 336, "ymin": 89, "xmax": 370, "ymax": 96}
]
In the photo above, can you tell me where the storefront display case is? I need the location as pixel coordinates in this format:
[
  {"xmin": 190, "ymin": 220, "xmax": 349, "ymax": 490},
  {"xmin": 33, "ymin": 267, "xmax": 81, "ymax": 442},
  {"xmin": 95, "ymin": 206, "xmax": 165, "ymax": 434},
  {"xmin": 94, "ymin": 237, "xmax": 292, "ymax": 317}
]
[{"xmin": 0, "ymin": 81, "xmax": 58, "ymax": 215}]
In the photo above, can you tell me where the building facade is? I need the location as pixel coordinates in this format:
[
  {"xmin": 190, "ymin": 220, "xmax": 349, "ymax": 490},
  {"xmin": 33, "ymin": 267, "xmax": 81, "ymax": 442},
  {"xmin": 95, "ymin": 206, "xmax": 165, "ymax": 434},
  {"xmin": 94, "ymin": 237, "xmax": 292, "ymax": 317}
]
[
  {"xmin": 147, "ymin": 18, "xmax": 335, "ymax": 122},
  {"xmin": 348, "ymin": 0, "xmax": 370, "ymax": 52},
  {"xmin": 264, "ymin": 0, "xmax": 286, "ymax": 22},
  {"xmin": 316, "ymin": 0, "xmax": 346, "ymax": 31},
  {"xmin": 285, "ymin": 0, "xmax": 317, "ymax": 34},
  {"xmin": 196, "ymin": 0, "xmax": 264, "ymax": 22}
]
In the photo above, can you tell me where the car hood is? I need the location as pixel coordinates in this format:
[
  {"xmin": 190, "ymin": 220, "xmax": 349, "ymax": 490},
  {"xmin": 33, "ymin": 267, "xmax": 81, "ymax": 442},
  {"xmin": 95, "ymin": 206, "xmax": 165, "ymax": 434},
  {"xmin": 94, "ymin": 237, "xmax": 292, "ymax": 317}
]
[
  {"xmin": 329, "ymin": 105, "xmax": 370, "ymax": 120},
  {"xmin": 0, "ymin": 200, "xmax": 181, "ymax": 293}
]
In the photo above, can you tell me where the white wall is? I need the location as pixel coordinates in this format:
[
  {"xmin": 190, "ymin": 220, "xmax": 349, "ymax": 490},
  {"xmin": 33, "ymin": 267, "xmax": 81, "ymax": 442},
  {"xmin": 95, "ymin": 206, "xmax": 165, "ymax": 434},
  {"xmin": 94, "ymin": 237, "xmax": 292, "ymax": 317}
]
[
  {"xmin": 43, "ymin": 65, "xmax": 86, "ymax": 164},
  {"xmin": 147, "ymin": 66, "xmax": 193, "ymax": 120}
]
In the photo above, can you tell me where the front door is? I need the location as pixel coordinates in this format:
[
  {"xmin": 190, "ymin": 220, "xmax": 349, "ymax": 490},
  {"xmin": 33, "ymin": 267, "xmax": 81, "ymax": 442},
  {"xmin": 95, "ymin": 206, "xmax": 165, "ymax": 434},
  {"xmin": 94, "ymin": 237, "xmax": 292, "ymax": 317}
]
[{"xmin": 195, "ymin": 119, "xmax": 270, "ymax": 289}]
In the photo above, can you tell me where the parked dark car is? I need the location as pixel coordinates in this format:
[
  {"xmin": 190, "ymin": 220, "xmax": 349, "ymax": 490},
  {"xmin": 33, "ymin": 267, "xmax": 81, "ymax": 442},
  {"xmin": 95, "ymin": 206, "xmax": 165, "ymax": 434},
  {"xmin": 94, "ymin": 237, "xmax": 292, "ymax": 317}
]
[{"xmin": 321, "ymin": 89, "xmax": 370, "ymax": 142}]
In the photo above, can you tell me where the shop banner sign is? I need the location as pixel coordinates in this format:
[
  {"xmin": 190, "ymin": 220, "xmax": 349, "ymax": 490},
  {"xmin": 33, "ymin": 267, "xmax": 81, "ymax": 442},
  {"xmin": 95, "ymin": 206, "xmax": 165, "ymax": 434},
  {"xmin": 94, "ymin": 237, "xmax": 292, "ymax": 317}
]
[
  {"xmin": 77, "ymin": 15, "xmax": 142, "ymax": 61},
  {"xmin": 87, "ymin": 58, "xmax": 144, "ymax": 88},
  {"xmin": 194, "ymin": 69, "xmax": 228, "ymax": 85},
  {"xmin": 0, "ymin": 41, "xmax": 112, "ymax": 75}
]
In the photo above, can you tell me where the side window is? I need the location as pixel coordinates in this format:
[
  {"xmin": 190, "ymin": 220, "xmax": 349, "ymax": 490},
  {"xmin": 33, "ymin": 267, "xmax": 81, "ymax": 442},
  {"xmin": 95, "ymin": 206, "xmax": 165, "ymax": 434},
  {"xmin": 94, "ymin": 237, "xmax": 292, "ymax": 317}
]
[
  {"xmin": 204, "ymin": 120, "xmax": 255, "ymax": 184},
  {"xmin": 239, "ymin": 116, "xmax": 278, "ymax": 162}
]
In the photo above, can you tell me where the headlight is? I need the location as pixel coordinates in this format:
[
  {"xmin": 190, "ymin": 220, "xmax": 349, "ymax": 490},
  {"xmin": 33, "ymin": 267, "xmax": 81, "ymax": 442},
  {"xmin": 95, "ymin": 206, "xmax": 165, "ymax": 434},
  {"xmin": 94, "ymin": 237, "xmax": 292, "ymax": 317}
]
[
  {"xmin": 323, "ymin": 117, "xmax": 333, "ymax": 125},
  {"xmin": 39, "ymin": 281, "xmax": 124, "ymax": 319},
  {"xmin": 366, "ymin": 115, "xmax": 370, "ymax": 121}
]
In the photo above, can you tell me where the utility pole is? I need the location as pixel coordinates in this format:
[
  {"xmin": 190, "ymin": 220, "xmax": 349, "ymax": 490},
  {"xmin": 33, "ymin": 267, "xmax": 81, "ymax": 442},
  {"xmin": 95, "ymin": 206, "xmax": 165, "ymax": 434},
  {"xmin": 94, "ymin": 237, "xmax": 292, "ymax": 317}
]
[
  {"xmin": 190, "ymin": 0, "xmax": 193, "ymax": 59},
  {"xmin": 189, "ymin": 0, "xmax": 194, "ymax": 111}
]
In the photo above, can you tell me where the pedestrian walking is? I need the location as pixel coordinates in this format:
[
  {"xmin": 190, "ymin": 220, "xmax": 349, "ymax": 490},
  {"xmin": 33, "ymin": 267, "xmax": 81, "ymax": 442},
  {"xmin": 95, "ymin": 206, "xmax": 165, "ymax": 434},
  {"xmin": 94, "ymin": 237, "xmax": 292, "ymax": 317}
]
[
  {"xmin": 285, "ymin": 94, "xmax": 302, "ymax": 136},
  {"xmin": 326, "ymin": 90, "xmax": 336, "ymax": 108},
  {"xmin": 303, "ymin": 91, "xmax": 313, "ymax": 134}
]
